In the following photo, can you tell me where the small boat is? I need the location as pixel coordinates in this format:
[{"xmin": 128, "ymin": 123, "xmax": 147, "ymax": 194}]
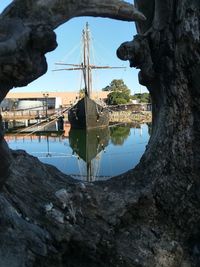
[{"xmin": 54, "ymin": 23, "xmax": 124, "ymax": 129}]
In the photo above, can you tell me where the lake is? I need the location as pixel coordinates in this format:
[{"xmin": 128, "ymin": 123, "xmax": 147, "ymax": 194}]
[{"xmin": 5, "ymin": 123, "xmax": 150, "ymax": 182}]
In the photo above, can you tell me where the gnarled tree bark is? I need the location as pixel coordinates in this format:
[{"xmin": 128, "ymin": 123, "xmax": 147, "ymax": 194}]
[
  {"xmin": 0, "ymin": 0, "xmax": 199, "ymax": 266},
  {"xmin": 117, "ymin": 0, "xmax": 200, "ymax": 264}
]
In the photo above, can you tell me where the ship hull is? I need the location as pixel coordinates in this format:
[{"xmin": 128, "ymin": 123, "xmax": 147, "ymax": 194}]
[{"xmin": 68, "ymin": 96, "xmax": 109, "ymax": 129}]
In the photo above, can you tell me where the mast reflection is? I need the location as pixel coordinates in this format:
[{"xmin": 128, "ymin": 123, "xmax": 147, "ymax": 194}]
[{"xmin": 69, "ymin": 127, "xmax": 109, "ymax": 182}]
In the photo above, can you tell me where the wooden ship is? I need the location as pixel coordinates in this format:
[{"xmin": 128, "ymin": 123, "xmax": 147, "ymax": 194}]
[{"xmin": 54, "ymin": 23, "xmax": 124, "ymax": 129}]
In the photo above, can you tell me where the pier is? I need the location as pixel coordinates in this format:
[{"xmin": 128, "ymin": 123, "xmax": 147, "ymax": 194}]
[{"xmin": 1, "ymin": 106, "xmax": 69, "ymax": 133}]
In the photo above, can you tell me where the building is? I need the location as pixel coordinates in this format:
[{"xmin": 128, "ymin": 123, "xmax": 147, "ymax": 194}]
[{"xmin": 2, "ymin": 91, "xmax": 108, "ymax": 110}]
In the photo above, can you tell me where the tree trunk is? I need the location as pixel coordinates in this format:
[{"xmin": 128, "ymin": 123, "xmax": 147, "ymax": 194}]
[
  {"xmin": 117, "ymin": 0, "xmax": 200, "ymax": 264},
  {"xmin": 0, "ymin": 0, "xmax": 200, "ymax": 266}
]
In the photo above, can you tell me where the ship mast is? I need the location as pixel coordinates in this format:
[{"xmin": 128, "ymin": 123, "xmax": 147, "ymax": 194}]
[
  {"xmin": 83, "ymin": 22, "xmax": 92, "ymax": 97},
  {"xmin": 53, "ymin": 23, "xmax": 126, "ymax": 95}
]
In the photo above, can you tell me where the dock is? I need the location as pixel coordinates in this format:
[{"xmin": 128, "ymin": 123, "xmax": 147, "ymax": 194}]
[{"xmin": 1, "ymin": 106, "xmax": 70, "ymax": 134}]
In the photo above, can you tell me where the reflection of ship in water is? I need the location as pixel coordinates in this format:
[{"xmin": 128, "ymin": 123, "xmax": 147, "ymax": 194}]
[
  {"xmin": 69, "ymin": 127, "xmax": 109, "ymax": 182},
  {"xmin": 5, "ymin": 123, "xmax": 150, "ymax": 180}
]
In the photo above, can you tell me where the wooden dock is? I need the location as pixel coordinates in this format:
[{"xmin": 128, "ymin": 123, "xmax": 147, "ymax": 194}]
[{"xmin": 1, "ymin": 107, "xmax": 70, "ymax": 133}]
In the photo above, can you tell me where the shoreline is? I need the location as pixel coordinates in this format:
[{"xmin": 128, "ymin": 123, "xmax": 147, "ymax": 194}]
[{"xmin": 109, "ymin": 110, "xmax": 152, "ymax": 123}]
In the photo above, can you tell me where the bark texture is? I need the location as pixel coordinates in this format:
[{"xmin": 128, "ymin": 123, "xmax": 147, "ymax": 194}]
[
  {"xmin": 0, "ymin": 0, "xmax": 200, "ymax": 266},
  {"xmin": 117, "ymin": 0, "xmax": 200, "ymax": 264}
]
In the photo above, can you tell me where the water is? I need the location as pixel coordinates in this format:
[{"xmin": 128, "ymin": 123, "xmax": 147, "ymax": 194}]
[{"xmin": 5, "ymin": 123, "xmax": 150, "ymax": 182}]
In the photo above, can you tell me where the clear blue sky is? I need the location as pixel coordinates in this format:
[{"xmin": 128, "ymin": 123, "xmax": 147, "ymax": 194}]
[{"xmin": 0, "ymin": 0, "xmax": 147, "ymax": 95}]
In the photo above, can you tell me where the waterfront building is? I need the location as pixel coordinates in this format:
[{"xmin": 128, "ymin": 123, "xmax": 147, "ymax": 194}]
[{"xmin": 1, "ymin": 91, "xmax": 108, "ymax": 111}]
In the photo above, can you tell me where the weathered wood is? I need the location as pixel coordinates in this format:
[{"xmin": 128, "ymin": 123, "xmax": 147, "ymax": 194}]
[
  {"xmin": 0, "ymin": 0, "xmax": 200, "ymax": 266},
  {"xmin": 1, "ymin": 0, "xmax": 146, "ymax": 27},
  {"xmin": 117, "ymin": 0, "xmax": 200, "ymax": 265}
]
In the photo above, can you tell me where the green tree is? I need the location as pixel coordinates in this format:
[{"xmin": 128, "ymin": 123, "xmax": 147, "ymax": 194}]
[
  {"xmin": 131, "ymin": 93, "xmax": 151, "ymax": 103},
  {"xmin": 103, "ymin": 79, "xmax": 131, "ymax": 105},
  {"xmin": 102, "ymin": 85, "xmax": 110, "ymax": 91},
  {"xmin": 107, "ymin": 91, "xmax": 129, "ymax": 105},
  {"xmin": 104, "ymin": 79, "xmax": 130, "ymax": 94}
]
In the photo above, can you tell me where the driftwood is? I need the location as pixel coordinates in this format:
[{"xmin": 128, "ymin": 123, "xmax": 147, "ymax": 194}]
[{"xmin": 0, "ymin": 0, "xmax": 200, "ymax": 266}]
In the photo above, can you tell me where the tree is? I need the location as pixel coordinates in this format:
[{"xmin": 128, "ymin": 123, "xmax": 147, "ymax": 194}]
[
  {"xmin": 131, "ymin": 92, "xmax": 151, "ymax": 103},
  {"xmin": 0, "ymin": 0, "xmax": 200, "ymax": 266},
  {"xmin": 102, "ymin": 85, "xmax": 110, "ymax": 91},
  {"xmin": 103, "ymin": 79, "xmax": 130, "ymax": 93},
  {"xmin": 104, "ymin": 79, "xmax": 131, "ymax": 105},
  {"xmin": 117, "ymin": 1, "xmax": 200, "ymax": 264}
]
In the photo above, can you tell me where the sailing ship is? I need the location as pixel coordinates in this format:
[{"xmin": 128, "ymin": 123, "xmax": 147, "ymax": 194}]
[{"xmin": 54, "ymin": 23, "xmax": 124, "ymax": 129}]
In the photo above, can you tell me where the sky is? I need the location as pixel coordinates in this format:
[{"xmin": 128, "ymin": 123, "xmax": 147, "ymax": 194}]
[{"xmin": 0, "ymin": 0, "xmax": 147, "ymax": 95}]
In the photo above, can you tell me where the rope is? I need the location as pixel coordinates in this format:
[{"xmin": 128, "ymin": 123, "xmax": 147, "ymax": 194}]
[
  {"xmin": 109, "ymin": 122, "xmax": 125, "ymax": 128},
  {"xmin": 32, "ymin": 152, "xmax": 74, "ymax": 155},
  {"xmin": 14, "ymin": 105, "xmax": 44, "ymax": 111},
  {"xmin": 58, "ymin": 42, "xmax": 81, "ymax": 64},
  {"xmin": 13, "ymin": 107, "xmax": 70, "ymax": 135},
  {"xmin": 91, "ymin": 45, "xmax": 100, "ymax": 96},
  {"xmin": 14, "ymin": 119, "xmax": 47, "ymax": 135},
  {"xmin": 37, "ymin": 155, "xmax": 75, "ymax": 159},
  {"xmin": 69, "ymin": 174, "xmax": 111, "ymax": 179},
  {"xmin": 25, "ymin": 117, "xmax": 58, "ymax": 136},
  {"xmin": 20, "ymin": 107, "xmax": 69, "ymax": 136}
]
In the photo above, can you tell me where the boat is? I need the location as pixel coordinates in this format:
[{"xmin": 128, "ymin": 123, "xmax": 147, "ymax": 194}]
[
  {"xmin": 68, "ymin": 95, "xmax": 109, "ymax": 129},
  {"xmin": 69, "ymin": 127, "xmax": 110, "ymax": 181},
  {"xmin": 54, "ymin": 23, "xmax": 124, "ymax": 129}
]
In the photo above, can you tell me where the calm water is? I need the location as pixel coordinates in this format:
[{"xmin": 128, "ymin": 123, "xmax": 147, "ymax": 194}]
[{"xmin": 5, "ymin": 123, "xmax": 150, "ymax": 182}]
